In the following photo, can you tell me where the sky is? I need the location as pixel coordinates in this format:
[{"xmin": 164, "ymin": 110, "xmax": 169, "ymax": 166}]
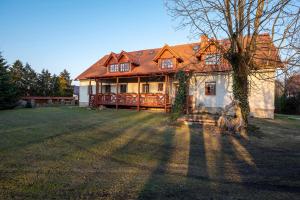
[{"xmin": 0, "ymin": 0, "xmax": 194, "ymax": 84}]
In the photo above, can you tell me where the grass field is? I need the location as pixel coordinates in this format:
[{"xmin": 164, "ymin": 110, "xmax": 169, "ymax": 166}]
[{"xmin": 0, "ymin": 107, "xmax": 299, "ymax": 199}]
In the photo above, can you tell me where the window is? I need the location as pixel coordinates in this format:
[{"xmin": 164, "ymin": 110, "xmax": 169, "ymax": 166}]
[
  {"xmin": 205, "ymin": 82, "xmax": 216, "ymax": 95},
  {"xmin": 161, "ymin": 58, "xmax": 173, "ymax": 69},
  {"xmin": 119, "ymin": 63, "xmax": 130, "ymax": 72},
  {"xmin": 205, "ymin": 54, "xmax": 221, "ymax": 65},
  {"xmin": 120, "ymin": 84, "xmax": 127, "ymax": 93},
  {"xmin": 104, "ymin": 85, "xmax": 111, "ymax": 93},
  {"xmin": 158, "ymin": 83, "xmax": 164, "ymax": 92},
  {"xmin": 142, "ymin": 84, "xmax": 149, "ymax": 93},
  {"xmin": 109, "ymin": 64, "xmax": 119, "ymax": 72}
]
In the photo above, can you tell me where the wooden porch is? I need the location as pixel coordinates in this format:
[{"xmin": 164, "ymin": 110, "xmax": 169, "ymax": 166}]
[{"xmin": 88, "ymin": 75, "xmax": 172, "ymax": 112}]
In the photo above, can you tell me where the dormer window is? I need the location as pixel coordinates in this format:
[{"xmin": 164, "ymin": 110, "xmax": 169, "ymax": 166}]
[
  {"xmin": 109, "ymin": 64, "xmax": 119, "ymax": 72},
  {"xmin": 205, "ymin": 54, "xmax": 221, "ymax": 65},
  {"xmin": 119, "ymin": 63, "xmax": 130, "ymax": 72},
  {"xmin": 161, "ymin": 58, "xmax": 173, "ymax": 69}
]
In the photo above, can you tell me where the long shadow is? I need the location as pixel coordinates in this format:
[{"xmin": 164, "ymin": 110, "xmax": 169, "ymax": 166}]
[
  {"xmin": 0, "ymin": 109, "xmax": 137, "ymax": 153},
  {"xmin": 137, "ymin": 123, "xmax": 176, "ymax": 199},
  {"xmin": 0, "ymin": 112, "xmax": 159, "ymax": 199},
  {"xmin": 40, "ymin": 113, "xmax": 163, "ymax": 199},
  {"xmin": 186, "ymin": 123, "xmax": 207, "ymax": 179}
]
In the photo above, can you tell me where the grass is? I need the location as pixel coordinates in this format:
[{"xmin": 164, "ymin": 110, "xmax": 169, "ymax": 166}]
[{"xmin": 0, "ymin": 107, "xmax": 299, "ymax": 199}]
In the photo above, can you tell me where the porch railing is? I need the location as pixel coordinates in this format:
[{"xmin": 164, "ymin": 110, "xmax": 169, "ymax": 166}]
[{"xmin": 89, "ymin": 93, "xmax": 169, "ymax": 108}]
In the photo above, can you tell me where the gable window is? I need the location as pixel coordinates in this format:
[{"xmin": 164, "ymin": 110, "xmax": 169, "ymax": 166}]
[
  {"xmin": 119, "ymin": 63, "xmax": 130, "ymax": 72},
  {"xmin": 158, "ymin": 83, "xmax": 164, "ymax": 92},
  {"xmin": 109, "ymin": 64, "xmax": 119, "ymax": 72},
  {"xmin": 104, "ymin": 85, "xmax": 111, "ymax": 93},
  {"xmin": 161, "ymin": 58, "xmax": 173, "ymax": 69},
  {"xmin": 205, "ymin": 82, "xmax": 216, "ymax": 95},
  {"xmin": 205, "ymin": 54, "xmax": 221, "ymax": 65},
  {"xmin": 142, "ymin": 84, "xmax": 149, "ymax": 93},
  {"xmin": 120, "ymin": 84, "xmax": 127, "ymax": 93}
]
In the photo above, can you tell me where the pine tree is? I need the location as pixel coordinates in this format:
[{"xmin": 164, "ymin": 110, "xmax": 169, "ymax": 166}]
[
  {"xmin": 37, "ymin": 69, "xmax": 52, "ymax": 96},
  {"xmin": 24, "ymin": 63, "xmax": 38, "ymax": 96},
  {"xmin": 50, "ymin": 74, "xmax": 60, "ymax": 96},
  {"xmin": 10, "ymin": 60, "xmax": 26, "ymax": 96},
  {"xmin": 0, "ymin": 53, "xmax": 19, "ymax": 109},
  {"xmin": 59, "ymin": 69, "xmax": 73, "ymax": 97}
]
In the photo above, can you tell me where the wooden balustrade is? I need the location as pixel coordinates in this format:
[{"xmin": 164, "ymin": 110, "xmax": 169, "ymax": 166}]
[{"xmin": 90, "ymin": 93, "xmax": 169, "ymax": 108}]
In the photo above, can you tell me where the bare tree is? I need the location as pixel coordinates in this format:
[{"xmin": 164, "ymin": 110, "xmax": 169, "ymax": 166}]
[{"xmin": 166, "ymin": 0, "xmax": 300, "ymax": 129}]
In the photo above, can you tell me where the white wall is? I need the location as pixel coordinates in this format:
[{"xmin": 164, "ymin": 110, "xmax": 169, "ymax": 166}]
[
  {"xmin": 190, "ymin": 71, "xmax": 275, "ymax": 118},
  {"xmin": 79, "ymin": 80, "xmax": 166, "ymax": 106},
  {"xmin": 79, "ymin": 71, "xmax": 275, "ymax": 118}
]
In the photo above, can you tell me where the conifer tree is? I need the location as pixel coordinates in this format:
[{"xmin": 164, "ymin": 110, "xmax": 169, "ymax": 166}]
[
  {"xmin": 24, "ymin": 63, "xmax": 38, "ymax": 96},
  {"xmin": 0, "ymin": 53, "xmax": 19, "ymax": 109},
  {"xmin": 37, "ymin": 69, "xmax": 52, "ymax": 96},
  {"xmin": 50, "ymin": 74, "xmax": 61, "ymax": 96},
  {"xmin": 10, "ymin": 60, "xmax": 26, "ymax": 96}
]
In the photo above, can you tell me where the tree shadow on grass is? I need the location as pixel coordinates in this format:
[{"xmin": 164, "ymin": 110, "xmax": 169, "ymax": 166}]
[{"xmin": 0, "ymin": 112, "xmax": 160, "ymax": 199}]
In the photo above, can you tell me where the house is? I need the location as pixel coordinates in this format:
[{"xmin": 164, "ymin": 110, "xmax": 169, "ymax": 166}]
[{"xmin": 76, "ymin": 34, "xmax": 282, "ymax": 118}]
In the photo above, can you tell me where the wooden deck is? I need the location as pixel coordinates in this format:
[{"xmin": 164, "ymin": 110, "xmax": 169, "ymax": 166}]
[{"xmin": 89, "ymin": 93, "xmax": 170, "ymax": 109}]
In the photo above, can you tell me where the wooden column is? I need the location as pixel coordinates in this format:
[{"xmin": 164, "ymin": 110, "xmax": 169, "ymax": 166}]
[
  {"xmin": 116, "ymin": 77, "xmax": 119, "ymax": 110},
  {"xmin": 137, "ymin": 76, "xmax": 140, "ymax": 111},
  {"xmin": 96, "ymin": 79, "xmax": 99, "ymax": 106},
  {"xmin": 88, "ymin": 79, "xmax": 92, "ymax": 106},
  {"xmin": 164, "ymin": 75, "xmax": 168, "ymax": 113}
]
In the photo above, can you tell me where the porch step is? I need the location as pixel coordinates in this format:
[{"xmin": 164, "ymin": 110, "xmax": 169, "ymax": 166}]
[{"xmin": 177, "ymin": 114, "xmax": 219, "ymax": 125}]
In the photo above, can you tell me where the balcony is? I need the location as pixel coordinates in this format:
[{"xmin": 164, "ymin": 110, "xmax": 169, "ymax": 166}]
[{"xmin": 89, "ymin": 93, "xmax": 170, "ymax": 109}]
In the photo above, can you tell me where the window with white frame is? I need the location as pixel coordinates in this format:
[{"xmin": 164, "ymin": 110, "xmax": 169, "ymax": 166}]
[
  {"xmin": 109, "ymin": 64, "xmax": 119, "ymax": 72},
  {"xmin": 119, "ymin": 63, "xmax": 130, "ymax": 72},
  {"xmin": 205, "ymin": 54, "xmax": 221, "ymax": 65},
  {"xmin": 205, "ymin": 82, "xmax": 216, "ymax": 95},
  {"xmin": 161, "ymin": 58, "xmax": 173, "ymax": 69}
]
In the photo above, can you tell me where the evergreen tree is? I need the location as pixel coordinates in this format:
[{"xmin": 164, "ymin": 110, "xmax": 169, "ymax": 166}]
[
  {"xmin": 37, "ymin": 69, "xmax": 52, "ymax": 96},
  {"xmin": 23, "ymin": 63, "xmax": 38, "ymax": 96},
  {"xmin": 0, "ymin": 53, "xmax": 19, "ymax": 109},
  {"xmin": 10, "ymin": 60, "xmax": 26, "ymax": 96},
  {"xmin": 50, "ymin": 74, "xmax": 60, "ymax": 96},
  {"xmin": 59, "ymin": 69, "xmax": 73, "ymax": 97}
]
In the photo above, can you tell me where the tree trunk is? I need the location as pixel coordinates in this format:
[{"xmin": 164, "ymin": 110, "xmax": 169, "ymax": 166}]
[{"xmin": 231, "ymin": 58, "xmax": 250, "ymax": 129}]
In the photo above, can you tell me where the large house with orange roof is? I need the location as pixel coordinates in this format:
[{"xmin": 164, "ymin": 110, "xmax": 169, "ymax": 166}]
[{"xmin": 76, "ymin": 34, "xmax": 282, "ymax": 118}]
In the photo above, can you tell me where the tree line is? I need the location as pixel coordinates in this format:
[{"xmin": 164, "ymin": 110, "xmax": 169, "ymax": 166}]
[{"xmin": 0, "ymin": 52, "xmax": 73, "ymax": 109}]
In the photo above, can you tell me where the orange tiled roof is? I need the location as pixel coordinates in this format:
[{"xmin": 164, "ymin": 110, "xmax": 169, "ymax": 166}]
[{"xmin": 76, "ymin": 34, "xmax": 282, "ymax": 80}]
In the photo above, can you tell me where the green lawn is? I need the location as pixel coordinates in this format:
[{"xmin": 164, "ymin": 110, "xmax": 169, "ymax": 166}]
[{"xmin": 0, "ymin": 107, "xmax": 299, "ymax": 199}]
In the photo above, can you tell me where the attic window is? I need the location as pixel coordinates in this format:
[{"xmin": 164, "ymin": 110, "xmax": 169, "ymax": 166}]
[
  {"xmin": 161, "ymin": 58, "xmax": 173, "ymax": 69},
  {"xmin": 205, "ymin": 54, "xmax": 221, "ymax": 65},
  {"xmin": 193, "ymin": 45, "xmax": 200, "ymax": 51},
  {"xmin": 119, "ymin": 63, "xmax": 130, "ymax": 72},
  {"xmin": 109, "ymin": 64, "xmax": 119, "ymax": 72}
]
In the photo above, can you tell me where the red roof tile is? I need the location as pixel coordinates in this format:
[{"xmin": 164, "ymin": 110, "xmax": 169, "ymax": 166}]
[{"xmin": 76, "ymin": 34, "xmax": 282, "ymax": 80}]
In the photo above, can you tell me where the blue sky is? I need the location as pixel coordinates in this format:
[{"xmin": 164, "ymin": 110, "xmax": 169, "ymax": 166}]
[{"xmin": 0, "ymin": 0, "xmax": 194, "ymax": 83}]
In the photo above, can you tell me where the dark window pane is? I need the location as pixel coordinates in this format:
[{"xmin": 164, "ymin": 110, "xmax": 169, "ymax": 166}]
[
  {"xmin": 158, "ymin": 83, "xmax": 164, "ymax": 92},
  {"xmin": 205, "ymin": 82, "xmax": 216, "ymax": 95},
  {"xmin": 105, "ymin": 85, "xmax": 111, "ymax": 93},
  {"xmin": 120, "ymin": 84, "xmax": 127, "ymax": 93},
  {"xmin": 142, "ymin": 84, "xmax": 149, "ymax": 93}
]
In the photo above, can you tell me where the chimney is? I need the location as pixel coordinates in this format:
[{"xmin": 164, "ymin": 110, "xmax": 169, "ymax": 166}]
[{"xmin": 200, "ymin": 34, "xmax": 208, "ymax": 48}]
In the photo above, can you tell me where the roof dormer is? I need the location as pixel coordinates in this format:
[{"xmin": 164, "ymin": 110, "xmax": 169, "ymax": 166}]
[
  {"xmin": 103, "ymin": 52, "xmax": 118, "ymax": 66},
  {"xmin": 117, "ymin": 51, "xmax": 139, "ymax": 66},
  {"xmin": 153, "ymin": 44, "xmax": 183, "ymax": 63}
]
